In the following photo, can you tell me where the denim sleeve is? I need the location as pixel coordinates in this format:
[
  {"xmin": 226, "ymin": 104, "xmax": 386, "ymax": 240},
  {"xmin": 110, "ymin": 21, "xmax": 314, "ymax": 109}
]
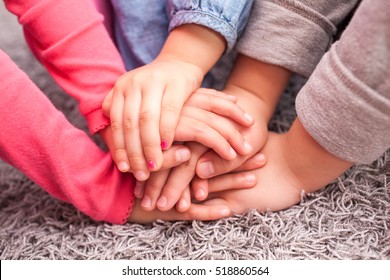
[{"xmin": 166, "ymin": 0, "xmax": 253, "ymax": 52}]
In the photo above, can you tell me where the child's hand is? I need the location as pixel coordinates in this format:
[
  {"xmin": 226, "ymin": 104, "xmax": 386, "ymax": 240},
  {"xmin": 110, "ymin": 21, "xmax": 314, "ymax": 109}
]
[
  {"xmin": 128, "ymin": 197, "xmax": 232, "ymax": 224},
  {"xmin": 135, "ymin": 142, "xmax": 266, "ymax": 212},
  {"xmin": 193, "ymin": 55, "xmax": 293, "ymax": 179},
  {"xmin": 192, "ymin": 133, "xmax": 303, "ymax": 214},
  {"xmin": 103, "ymin": 84, "xmax": 255, "ymax": 180},
  {"xmin": 130, "ymin": 135, "xmax": 309, "ymax": 224},
  {"xmin": 128, "ymin": 152, "xmax": 266, "ymax": 223},
  {"xmin": 102, "ymin": 23, "xmax": 227, "ymax": 182},
  {"xmin": 193, "ymin": 123, "xmax": 352, "ymax": 215},
  {"xmin": 134, "ymin": 142, "xmax": 208, "ymax": 212},
  {"xmin": 194, "ymin": 86, "xmax": 270, "ymax": 179},
  {"xmin": 133, "ymin": 90, "xmax": 259, "ymax": 212},
  {"xmin": 102, "ymin": 58, "xmax": 203, "ymax": 181},
  {"xmin": 99, "ymin": 125, "xmax": 192, "ymax": 171},
  {"xmin": 174, "ymin": 90, "xmax": 255, "ymax": 159}
]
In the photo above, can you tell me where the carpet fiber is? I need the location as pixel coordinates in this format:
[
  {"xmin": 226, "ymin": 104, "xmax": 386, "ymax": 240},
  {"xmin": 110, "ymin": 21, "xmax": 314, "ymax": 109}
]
[{"xmin": 0, "ymin": 4, "xmax": 389, "ymax": 260}]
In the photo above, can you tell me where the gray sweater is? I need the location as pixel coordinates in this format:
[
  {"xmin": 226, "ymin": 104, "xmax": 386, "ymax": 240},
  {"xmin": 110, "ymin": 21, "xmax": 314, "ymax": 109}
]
[{"xmin": 237, "ymin": 0, "xmax": 390, "ymax": 163}]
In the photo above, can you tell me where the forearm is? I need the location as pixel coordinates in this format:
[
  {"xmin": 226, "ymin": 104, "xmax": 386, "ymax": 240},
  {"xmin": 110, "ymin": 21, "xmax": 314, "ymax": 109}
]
[
  {"xmin": 156, "ymin": 24, "xmax": 226, "ymax": 77},
  {"xmin": 283, "ymin": 119, "xmax": 352, "ymax": 193},
  {"xmin": 225, "ymin": 54, "xmax": 291, "ymax": 121}
]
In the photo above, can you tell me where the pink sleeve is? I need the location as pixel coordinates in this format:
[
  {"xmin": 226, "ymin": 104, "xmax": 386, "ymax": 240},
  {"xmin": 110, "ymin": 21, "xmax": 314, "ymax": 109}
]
[
  {"xmin": 4, "ymin": 0, "xmax": 126, "ymax": 134},
  {"xmin": 91, "ymin": 0, "xmax": 114, "ymax": 35},
  {"xmin": 0, "ymin": 50, "xmax": 134, "ymax": 224}
]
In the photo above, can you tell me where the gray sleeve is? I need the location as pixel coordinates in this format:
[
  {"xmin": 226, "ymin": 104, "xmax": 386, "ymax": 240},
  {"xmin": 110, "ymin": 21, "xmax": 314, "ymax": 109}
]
[
  {"xmin": 296, "ymin": 0, "xmax": 390, "ymax": 163},
  {"xmin": 236, "ymin": 0, "xmax": 359, "ymax": 77}
]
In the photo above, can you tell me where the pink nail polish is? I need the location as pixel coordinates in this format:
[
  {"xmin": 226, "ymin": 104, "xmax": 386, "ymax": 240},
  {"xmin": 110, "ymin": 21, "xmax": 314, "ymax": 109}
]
[
  {"xmin": 161, "ymin": 141, "xmax": 169, "ymax": 150},
  {"xmin": 147, "ymin": 160, "xmax": 155, "ymax": 170}
]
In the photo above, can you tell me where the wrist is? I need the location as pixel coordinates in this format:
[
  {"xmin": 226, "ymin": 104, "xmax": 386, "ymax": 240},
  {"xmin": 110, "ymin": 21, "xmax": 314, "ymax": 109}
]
[
  {"xmin": 153, "ymin": 55, "xmax": 204, "ymax": 86},
  {"xmin": 227, "ymin": 54, "xmax": 291, "ymax": 120},
  {"xmin": 157, "ymin": 24, "xmax": 225, "ymax": 75}
]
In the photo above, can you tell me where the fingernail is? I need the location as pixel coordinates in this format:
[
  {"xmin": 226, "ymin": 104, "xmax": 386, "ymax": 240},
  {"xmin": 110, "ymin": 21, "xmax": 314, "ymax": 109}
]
[
  {"xmin": 230, "ymin": 147, "xmax": 237, "ymax": 159},
  {"xmin": 134, "ymin": 182, "xmax": 144, "ymax": 198},
  {"xmin": 227, "ymin": 95, "xmax": 237, "ymax": 102},
  {"xmin": 147, "ymin": 160, "xmax": 156, "ymax": 170},
  {"xmin": 161, "ymin": 141, "xmax": 169, "ymax": 150},
  {"xmin": 254, "ymin": 153, "xmax": 266, "ymax": 163},
  {"xmin": 141, "ymin": 196, "xmax": 152, "ymax": 209},
  {"xmin": 157, "ymin": 196, "xmax": 167, "ymax": 209},
  {"xmin": 245, "ymin": 174, "xmax": 256, "ymax": 184},
  {"xmin": 176, "ymin": 148, "xmax": 191, "ymax": 163},
  {"xmin": 178, "ymin": 198, "xmax": 188, "ymax": 210},
  {"xmin": 220, "ymin": 207, "xmax": 231, "ymax": 217},
  {"xmin": 196, "ymin": 189, "xmax": 206, "ymax": 200},
  {"xmin": 244, "ymin": 112, "xmax": 254, "ymax": 123},
  {"xmin": 117, "ymin": 161, "xmax": 129, "ymax": 172},
  {"xmin": 134, "ymin": 171, "xmax": 148, "ymax": 181},
  {"xmin": 198, "ymin": 161, "xmax": 215, "ymax": 177},
  {"xmin": 243, "ymin": 140, "xmax": 253, "ymax": 154}
]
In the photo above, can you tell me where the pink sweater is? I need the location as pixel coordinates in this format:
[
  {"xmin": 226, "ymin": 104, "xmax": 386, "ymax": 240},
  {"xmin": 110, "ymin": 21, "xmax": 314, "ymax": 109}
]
[{"xmin": 1, "ymin": 0, "xmax": 134, "ymax": 224}]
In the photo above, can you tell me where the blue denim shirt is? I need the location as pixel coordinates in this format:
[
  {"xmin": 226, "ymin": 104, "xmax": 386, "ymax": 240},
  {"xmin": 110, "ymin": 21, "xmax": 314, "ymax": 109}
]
[{"xmin": 111, "ymin": 0, "xmax": 253, "ymax": 83}]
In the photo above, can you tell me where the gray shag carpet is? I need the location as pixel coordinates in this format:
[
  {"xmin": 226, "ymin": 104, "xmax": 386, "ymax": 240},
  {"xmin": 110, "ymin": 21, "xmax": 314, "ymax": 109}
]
[{"xmin": 0, "ymin": 4, "xmax": 389, "ymax": 260}]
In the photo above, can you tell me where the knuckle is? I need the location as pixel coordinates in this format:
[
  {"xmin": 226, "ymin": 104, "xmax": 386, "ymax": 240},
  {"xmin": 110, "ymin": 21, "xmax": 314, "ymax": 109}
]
[
  {"xmin": 142, "ymin": 144, "xmax": 160, "ymax": 160},
  {"xmin": 218, "ymin": 159, "xmax": 235, "ymax": 174},
  {"xmin": 230, "ymin": 129, "xmax": 243, "ymax": 142},
  {"xmin": 127, "ymin": 152, "xmax": 145, "ymax": 167},
  {"xmin": 178, "ymin": 160, "xmax": 195, "ymax": 173},
  {"xmin": 207, "ymin": 88, "xmax": 219, "ymax": 95},
  {"xmin": 110, "ymin": 120, "xmax": 123, "ymax": 132},
  {"xmin": 149, "ymin": 70, "xmax": 164, "ymax": 81},
  {"xmin": 145, "ymin": 181, "xmax": 163, "ymax": 192},
  {"xmin": 192, "ymin": 122, "xmax": 209, "ymax": 136},
  {"xmin": 113, "ymin": 147, "xmax": 127, "ymax": 157},
  {"xmin": 161, "ymin": 186, "xmax": 177, "ymax": 200},
  {"xmin": 131, "ymin": 74, "xmax": 145, "ymax": 88},
  {"xmin": 123, "ymin": 118, "xmax": 138, "ymax": 132},
  {"xmin": 114, "ymin": 76, "xmax": 129, "ymax": 91},
  {"xmin": 113, "ymin": 81, "xmax": 124, "ymax": 92},
  {"xmin": 113, "ymin": 148, "xmax": 128, "ymax": 161},
  {"xmin": 142, "ymin": 141, "xmax": 157, "ymax": 151},
  {"xmin": 222, "ymin": 125, "xmax": 240, "ymax": 142},
  {"xmin": 205, "ymin": 112, "xmax": 217, "ymax": 124},
  {"xmin": 160, "ymin": 126, "xmax": 173, "ymax": 140},
  {"xmin": 139, "ymin": 110, "xmax": 154, "ymax": 125},
  {"xmin": 161, "ymin": 102, "xmax": 181, "ymax": 115}
]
